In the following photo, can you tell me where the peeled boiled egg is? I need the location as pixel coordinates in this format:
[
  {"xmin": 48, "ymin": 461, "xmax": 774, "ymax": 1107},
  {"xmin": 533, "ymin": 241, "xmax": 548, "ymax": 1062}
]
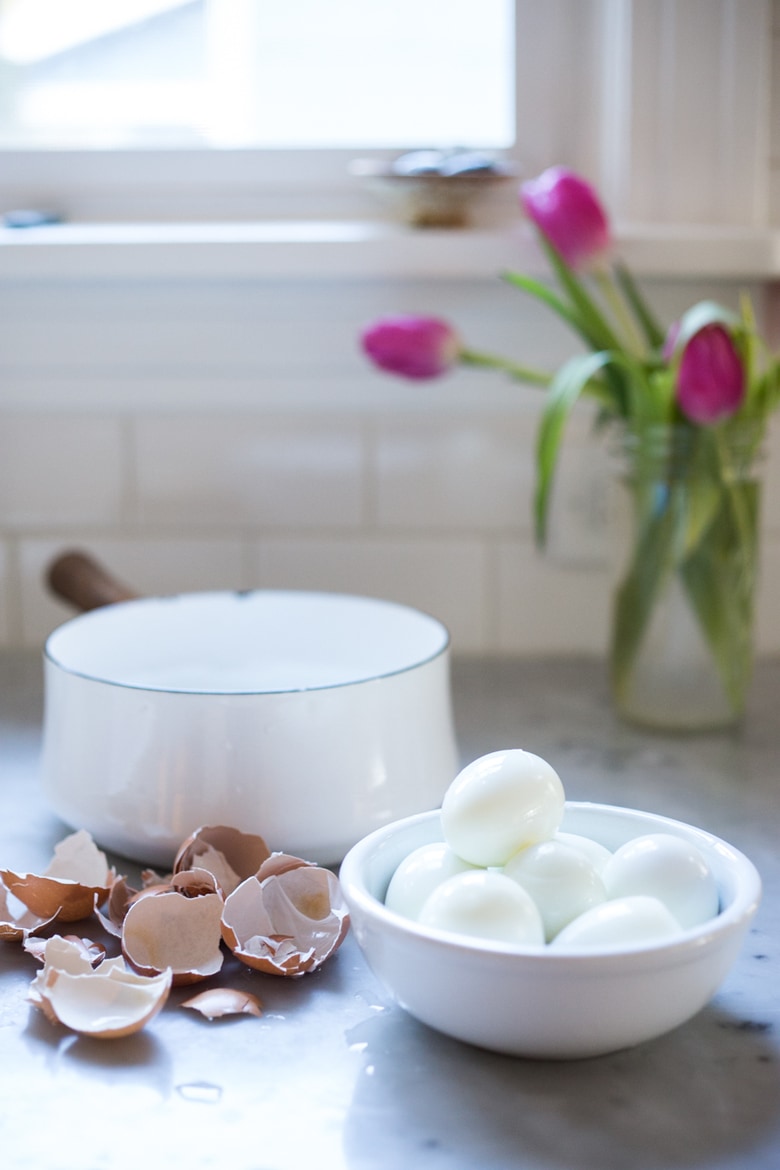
[
  {"xmin": 550, "ymin": 895, "xmax": 684, "ymax": 950},
  {"xmin": 384, "ymin": 841, "xmax": 476, "ymax": 921},
  {"xmin": 602, "ymin": 833, "xmax": 719, "ymax": 929},
  {"xmin": 554, "ymin": 831, "xmax": 613, "ymax": 874},
  {"xmin": 503, "ymin": 840, "xmax": 607, "ymax": 941},
  {"xmin": 441, "ymin": 749, "xmax": 565, "ymax": 867},
  {"xmin": 418, "ymin": 870, "xmax": 544, "ymax": 946}
]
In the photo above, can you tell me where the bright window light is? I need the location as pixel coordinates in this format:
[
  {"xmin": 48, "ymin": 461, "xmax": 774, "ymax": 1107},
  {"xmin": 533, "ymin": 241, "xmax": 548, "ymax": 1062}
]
[{"xmin": 0, "ymin": 0, "xmax": 515, "ymax": 150}]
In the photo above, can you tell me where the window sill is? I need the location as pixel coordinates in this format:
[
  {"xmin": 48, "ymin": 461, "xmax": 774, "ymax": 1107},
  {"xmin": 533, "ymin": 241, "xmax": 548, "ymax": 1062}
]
[{"xmin": 0, "ymin": 219, "xmax": 778, "ymax": 281}]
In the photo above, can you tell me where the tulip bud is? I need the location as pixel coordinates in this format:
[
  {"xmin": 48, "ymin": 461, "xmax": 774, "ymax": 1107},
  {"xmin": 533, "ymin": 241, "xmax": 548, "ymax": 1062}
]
[
  {"xmin": 675, "ymin": 324, "xmax": 745, "ymax": 424},
  {"xmin": 361, "ymin": 315, "xmax": 460, "ymax": 380},
  {"xmin": 520, "ymin": 166, "xmax": 611, "ymax": 270}
]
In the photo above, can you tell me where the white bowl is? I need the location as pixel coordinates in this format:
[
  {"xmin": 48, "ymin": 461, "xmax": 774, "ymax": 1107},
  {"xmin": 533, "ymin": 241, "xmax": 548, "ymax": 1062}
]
[{"xmin": 339, "ymin": 802, "xmax": 762, "ymax": 1059}]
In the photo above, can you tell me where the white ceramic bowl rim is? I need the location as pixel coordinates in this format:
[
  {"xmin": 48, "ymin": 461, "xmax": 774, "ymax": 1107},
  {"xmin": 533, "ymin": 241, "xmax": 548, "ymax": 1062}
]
[
  {"xmin": 339, "ymin": 802, "xmax": 763, "ymax": 967},
  {"xmin": 44, "ymin": 588, "xmax": 451, "ymax": 696}
]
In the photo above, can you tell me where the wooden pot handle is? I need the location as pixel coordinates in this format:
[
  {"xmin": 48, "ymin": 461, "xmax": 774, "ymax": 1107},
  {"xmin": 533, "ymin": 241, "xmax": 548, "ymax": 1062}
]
[{"xmin": 46, "ymin": 550, "xmax": 140, "ymax": 612}]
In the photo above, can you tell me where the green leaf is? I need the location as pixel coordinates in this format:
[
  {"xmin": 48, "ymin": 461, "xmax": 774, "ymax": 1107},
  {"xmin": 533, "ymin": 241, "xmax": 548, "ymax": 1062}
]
[
  {"xmin": 537, "ymin": 236, "xmax": 624, "ymax": 353},
  {"xmin": 612, "ymin": 262, "xmax": 666, "ymax": 350},
  {"xmin": 671, "ymin": 300, "xmax": 741, "ymax": 353},
  {"xmin": 534, "ymin": 350, "xmax": 614, "ymax": 546},
  {"xmin": 501, "ymin": 270, "xmax": 585, "ymax": 341}
]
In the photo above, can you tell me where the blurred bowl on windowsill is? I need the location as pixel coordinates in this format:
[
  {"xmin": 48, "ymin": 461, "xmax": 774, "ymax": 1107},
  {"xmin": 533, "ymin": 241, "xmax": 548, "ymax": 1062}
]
[{"xmin": 350, "ymin": 150, "xmax": 518, "ymax": 229}]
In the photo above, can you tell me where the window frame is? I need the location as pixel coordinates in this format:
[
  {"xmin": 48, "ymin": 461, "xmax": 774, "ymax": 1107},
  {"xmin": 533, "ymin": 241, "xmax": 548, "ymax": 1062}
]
[{"xmin": 0, "ymin": 0, "xmax": 522, "ymax": 223}]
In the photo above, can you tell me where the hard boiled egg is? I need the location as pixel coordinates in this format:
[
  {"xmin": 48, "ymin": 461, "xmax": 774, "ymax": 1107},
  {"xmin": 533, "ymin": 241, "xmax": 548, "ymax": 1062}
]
[
  {"xmin": 418, "ymin": 870, "xmax": 544, "ymax": 946},
  {"xmin": 441, "ymin": 749, "xmax": 565, "ymax": 867},
  {"xmin": 602, "ymin": 833, "xmax": 719, "ymax": 929},
  {"xmin": 503, "ymin": 840, "xmax": 607, "ymax": 941},
  {"xmin": 554, "ymin": 831, "xmax": 613, "ymax": 874},
  {"xmin": 384, "ymin": 841, "xmax": 476, "ymax": 921},
  {"xmin": 550, "ymin": 895, "xmax": 684, "ymax": 950}
]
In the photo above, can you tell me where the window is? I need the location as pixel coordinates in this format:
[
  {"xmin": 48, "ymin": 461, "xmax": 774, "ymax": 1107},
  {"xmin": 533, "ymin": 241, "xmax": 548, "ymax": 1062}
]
[{"xmin": 0, "ymin": 0, "xmax": 514, "ymax": 150}]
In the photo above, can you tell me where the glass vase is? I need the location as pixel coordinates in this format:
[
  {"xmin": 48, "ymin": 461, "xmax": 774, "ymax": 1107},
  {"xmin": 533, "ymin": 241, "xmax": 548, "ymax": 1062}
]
[{"xmin": 609, "ymin": 422, "xmax": 763, "ymax": 731}]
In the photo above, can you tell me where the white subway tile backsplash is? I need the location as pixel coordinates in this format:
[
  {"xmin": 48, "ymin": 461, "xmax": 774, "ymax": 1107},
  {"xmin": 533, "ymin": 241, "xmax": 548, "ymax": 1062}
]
[
  {"xmin": 18, "ymin": 536, "xmax": 246, "ymax": 648},
  {"xmin": 133, "ymin": 416, "xmax": 364, "ymax": 528},
  {"xmin": 246, "ymin": 535, "xmax": 488, "ymax": 653},
  {"xmin": 2, "ymin": 260, "xmax": 780, "ymax": 657},
  {"xmin": 373, "ymin": 414, "xmax": 536, "ymax": 532},
  {"xmin": 496, "ymin": 540, "xmax": 611, "ymax": 655},
  {"xmin": 0, "ymin": 416, "xmax": 123, "ymax": 528}
]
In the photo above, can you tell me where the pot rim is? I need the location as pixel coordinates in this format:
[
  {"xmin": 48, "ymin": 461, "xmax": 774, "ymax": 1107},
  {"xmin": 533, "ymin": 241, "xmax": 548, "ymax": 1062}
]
[{"xmin": 44, "ymin": 588, "xmax": 452, "ymax": 697}]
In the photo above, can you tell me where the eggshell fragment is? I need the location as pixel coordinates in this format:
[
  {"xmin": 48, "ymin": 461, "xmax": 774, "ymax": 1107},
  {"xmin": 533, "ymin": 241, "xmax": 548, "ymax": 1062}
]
[
  {"xmin": 221, "ymin": 862, "xmax": 349, "ymax": 976},
  {"xmin": 384, "ymin": 842, "xmax": 477, "ymax": 921},
  {"xmin": 602, "ymin": 833, "xmax": 720, "ymax": 929},
  {"xmin": 24, "ymin": 934, "xmax": 106, "ymax": 967},
  {"xmin": 174, "ymin": 826, "xmax": 271, "ymax": 897},
  {"xmin": 28, "ymin": 935, "xmax": 172, "ymax": 1038},
  {"xmin": 503, "ymin": 840, "xmax": 608, "ymax": 941},
  {"xmin": 95, "ymin": 875, "xmax": 139, "ymax": 937},
  {"xmin": 122, "ymin": 889, "xmax": 224, "ymax": 985},
  {"xmin": 441, "ymin": 749, "xmax": 565, "ymax": 867},
  {"xmin": 0, "ymin": 882, "xmax": 59, "ymax": 941},
  {"xmin": 418, "ymin": 870, "xmax": 545, "ymax": 947},
  {"xmin": 181, "ymin": 988, "xmax": 263, "ymax": 1021},
  {"xmin": 0, "ymin": 829, "xmax": 115, "ymax": 923}
]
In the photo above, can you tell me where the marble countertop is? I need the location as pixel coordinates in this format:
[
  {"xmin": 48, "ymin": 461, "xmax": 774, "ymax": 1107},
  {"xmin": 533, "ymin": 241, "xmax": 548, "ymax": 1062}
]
[{"xmin": 0, "ymin": 650, "xmax": 778, "ymax": 1170}]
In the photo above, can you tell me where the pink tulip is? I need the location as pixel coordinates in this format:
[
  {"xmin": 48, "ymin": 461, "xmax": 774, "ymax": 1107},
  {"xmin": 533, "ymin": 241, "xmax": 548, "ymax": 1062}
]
[
  {"xmin": 676, "ymin": 324, "xmax": 745, "ymax": 424},
  {"xmin": 520, "ymin": 166, "xmax": 611, "ymax": 269},
  {"xmin": 361, "ymin": 315, "xmax": 460, "ymax": 380}
]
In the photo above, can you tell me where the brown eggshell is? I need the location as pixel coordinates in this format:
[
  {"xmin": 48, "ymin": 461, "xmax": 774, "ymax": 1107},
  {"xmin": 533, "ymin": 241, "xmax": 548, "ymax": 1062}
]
[
  {"xmin": 1, "ymin": 829, "xmax": 114, "ymax": 923},
  {"xmin": 255, "ymin": 852, "xmax": 316, "ymax": 880},
  {"xmin": 221, "ymin": 865, "xmax": 350, "ymax": 977},
  {"xmin": 173, "ymin": 826, "xmax": 271, "ymax": 897},
  {"xmin": 0, "ymin": 881, "xmax": 59, "ymax": 941},
  {"xmin": 29, "ymin": 937, "xmax": 172, "ymax": 1038},
  {"xmin": 169, "ymin": 868, "xmax": 222, "ymax": 898},
  {"xmin": 122, "ymin": 889, "xmax": 224, "ymax": 985},
  {"xmin": 181, "ymin": 988, "xmax": 263, "ymax": 1021}
]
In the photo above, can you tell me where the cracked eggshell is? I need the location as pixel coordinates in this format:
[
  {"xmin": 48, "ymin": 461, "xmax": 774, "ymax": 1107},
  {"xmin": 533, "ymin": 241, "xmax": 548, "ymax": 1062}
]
[
  {"xmin": 181, "ymin": 988, "xmax": 263, "ymax": 1020},
  {"xmin": 24, "ymin": 934, "xmax": 106, "ymax": 966},
  {"xmin": 221, "ymin": 864, "xmax": 349, "ymax": 976},
  {"xmin": 121, "ymin": 888, "xmax": 224, "ymax": 985},
  {"xmin": 0, "ymin": 829, "xmax": 115, "ymax": 923},
  {"xmin": 0, "ymin": 882, "xmax": 59, "ymax": 941},
  {"xmin": 173, "ymin": 825, "xmax": 271, "ymax": 897},
  {"xmin": 29, "ymin": 936, "xmax": 172, "ymax": 1038}
]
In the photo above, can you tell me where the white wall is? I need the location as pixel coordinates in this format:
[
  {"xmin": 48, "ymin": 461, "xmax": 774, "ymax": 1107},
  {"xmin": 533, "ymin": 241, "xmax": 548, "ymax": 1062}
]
[{"xmin": 1, "ymin": 0, "xmax": 780, "ymax": 659}]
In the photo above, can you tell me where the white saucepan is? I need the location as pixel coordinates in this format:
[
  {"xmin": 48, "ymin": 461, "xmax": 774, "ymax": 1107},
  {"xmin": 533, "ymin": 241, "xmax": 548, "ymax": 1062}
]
[{"xmin": 42, "ymin": 553, "xmax": 459, "ymax": 867}]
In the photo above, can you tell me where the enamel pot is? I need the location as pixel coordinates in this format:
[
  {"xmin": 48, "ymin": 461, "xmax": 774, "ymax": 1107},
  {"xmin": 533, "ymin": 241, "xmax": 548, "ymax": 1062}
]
[{"xmin": 41, "ymin": 553, "xmax": 459, "ymax": 867}]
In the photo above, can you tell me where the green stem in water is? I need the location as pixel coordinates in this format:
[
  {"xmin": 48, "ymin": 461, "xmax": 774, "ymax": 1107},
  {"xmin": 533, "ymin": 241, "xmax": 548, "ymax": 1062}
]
[{"xmin": 460, "ymin": 348, "xmax": 551, "ymax": 387}]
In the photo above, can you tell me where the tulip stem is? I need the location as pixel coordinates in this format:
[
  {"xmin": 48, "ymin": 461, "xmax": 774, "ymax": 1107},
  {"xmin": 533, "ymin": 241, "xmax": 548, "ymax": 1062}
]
[
  {"xmin": 460, "ymin": 349, "xmax": 551, "ymax": 387},
  {"xmin": 594, "ymin": 270, "xmax": 645, "ymax": 356}
]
